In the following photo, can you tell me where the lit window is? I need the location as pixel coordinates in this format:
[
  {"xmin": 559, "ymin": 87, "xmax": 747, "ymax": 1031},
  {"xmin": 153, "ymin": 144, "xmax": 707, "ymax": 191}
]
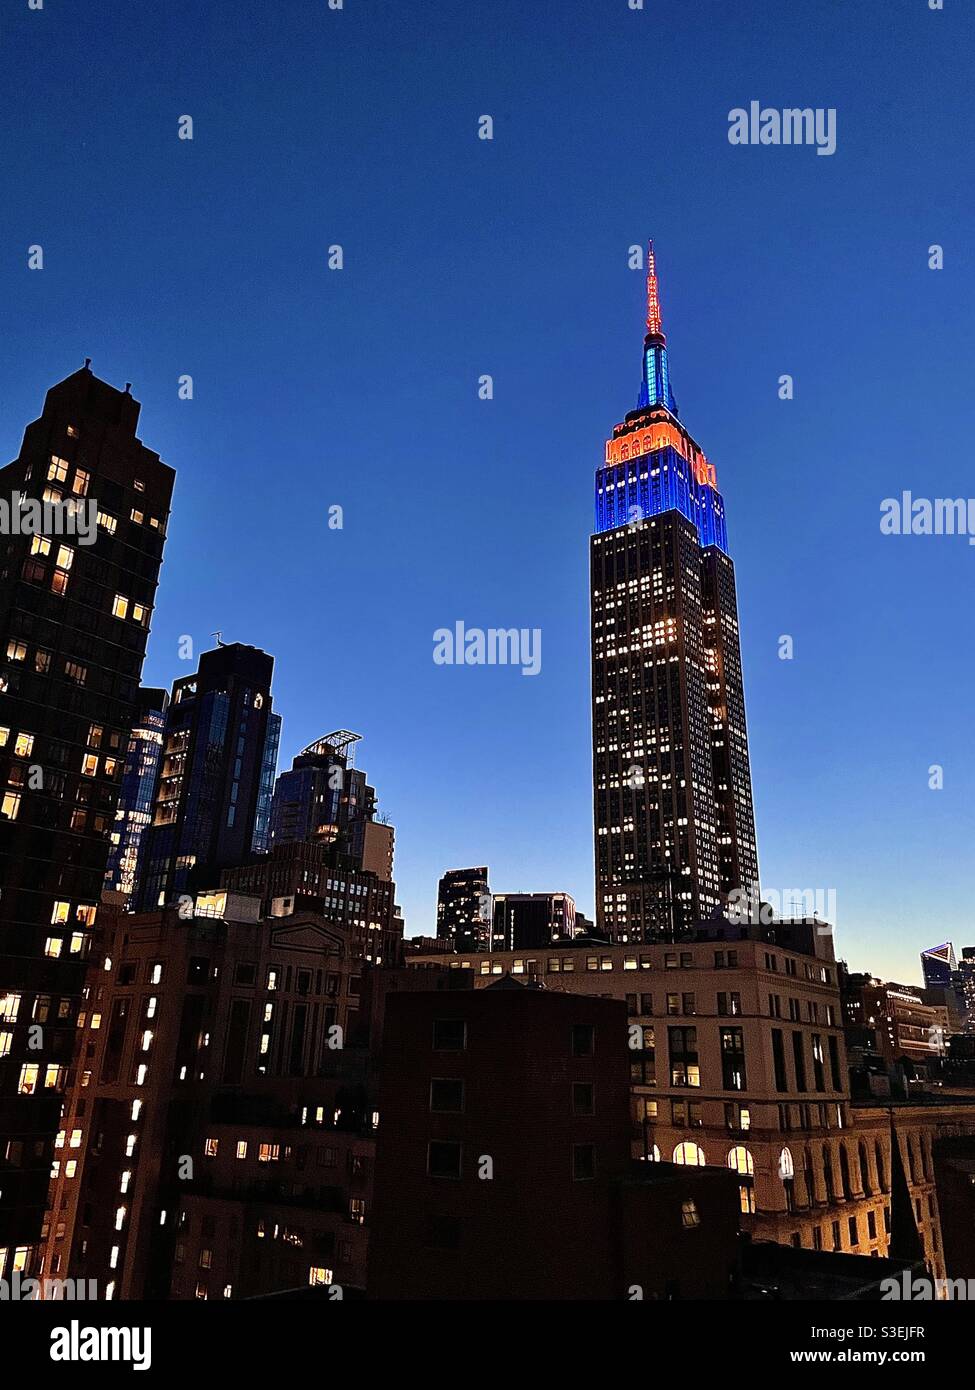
[
  {"xmin": 65, "ymin": 1159, "xmax": 77, "ymax": 1177},
  {"xmin": 131, "ymin": 509, "xmax": 144, "ymax": 524},
  {"xmin": 13, "ymin": 733, "xmax": 33, "ymax": 758},
  {"xmin": 134, "ymin": 478, "xmax": 145, "ymax": 492},
  {"xmin": 115, "ymin": 1207, "xmax": 126, "ymax": 1231},
  {"xmin": 48, "ymin": 456, "xmax": 69, "ymax": 482},
  {"xmin": 120, "ymin": 1171, "xmax": 132, "ymax": 1194},
  {"xmin": 6, "ymin": 640, "xmax": 26, "ymax": 662},
  {"xmin": 308, "ymin": 1267, "xmax": 333, "ymax": 1286},
  {"xmin": 72, "ymin": 469, "xmax": 90, "ymax": 496},
  {"xmin": 44, "ymin": 937, "xmax": 63, "ymax": 958},
  {"xmin": 131, "ymin": 1100, "xmax": 142, "ymax": 1121},
  {"xmin": 69, "ymin": 934, "xmax": 84, "ymax": 955},
  {"xmin": 69, "ymin": 1129, "xmax": 82, "ymax": 1148},
  {"xmin": 81, "ymin": 754, "xmax": 99, "ymax": 777},
  {"xmin": 132, "ymin": 604, "xmax": 147, "ymax": 625},
  {"xmin": 673, "ymin": 1142, "xmax": 707, "ymax": 1167},
  {"xmin": 51, "ymin": 902, "xmax": 70, "ymax": 925},
  {"xmin": 55, "ymin": 545, "xmax": 73, "ymax": 570},
  {"xmin": 204, "ymin": 1138, "xmax": 218, "ymax": 1158},
  {"xmin": 18, "ymin": 1065, "xmax": 40, "ymax": 1095},
  {"xmin": 681, "ymin": 1199, "xmax": 701, "ymax": 1229},
  {"xmin": 30, "ymin": 536, "xmax": 51, "ymax": 557},
  {"xmin": 236, "ymin": 1141, "xmax": 247, "ymax": 1159},
  {"xmin": 97, "ymin": 511, "xmax": 117, "ymax": 534},
  {"xmin": 126, "ymin": 1134, "xmax": 137, "ymax": 1157},
  {"xmin": 0, "ymin": 729, "xmax": 8, "ymax": 747},
  {"xmin": 112, "ymin": 595, "xmax": 129, "ymax": 620},
  {"xmin": 44, "ymin": 1065, "xmax": 63, "ymax": 1090},
  {"xmin": 64, "ymin": 661, "xmax": 86, "ymax": 685},
  {"xmin": 0, "ymin": 1032, "xmax": 12, "ymax": 1057}
]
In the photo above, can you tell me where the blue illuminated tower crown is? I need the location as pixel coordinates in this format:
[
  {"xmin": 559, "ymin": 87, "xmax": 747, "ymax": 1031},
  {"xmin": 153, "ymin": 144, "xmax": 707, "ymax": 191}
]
[{"xmin": 594, "ymin": 241, "xmax": 728, "ymax": 553}]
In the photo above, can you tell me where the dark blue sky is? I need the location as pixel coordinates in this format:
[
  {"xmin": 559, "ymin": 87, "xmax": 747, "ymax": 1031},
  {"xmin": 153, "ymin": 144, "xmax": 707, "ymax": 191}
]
[{"xmin": 2, "ymin": 0, "xmax": 972, "ymax": 982}]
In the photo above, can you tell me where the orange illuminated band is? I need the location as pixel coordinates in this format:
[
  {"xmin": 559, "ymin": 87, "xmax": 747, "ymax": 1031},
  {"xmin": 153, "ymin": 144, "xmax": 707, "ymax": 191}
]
[{"xmin": 604, "ymin": 421, "xmax": 717, "ymax": 488}]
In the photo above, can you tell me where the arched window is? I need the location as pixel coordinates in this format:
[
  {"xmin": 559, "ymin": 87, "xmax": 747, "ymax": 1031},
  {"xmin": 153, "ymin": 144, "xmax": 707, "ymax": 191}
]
[
  {"xmin": 859, "ymin": 1143, "xmax": 872, "ymax": 1196},
  {"xmin": 647, "ymin": 1144, "xmax": 661, "ymax": 1162},
  {"xmin": 839, "ymin": 1144, "xmax": 852, "ymax": 1199},
  {"xmin": 803, "ymin": 1146, "xmax": 816, "ymax": 1207},
  {"xmin": 673, "ymin": 1141, "xmax": 706, "ymax": 1167},
  {"xmin": 905, "ymin": 1135, "xmax": 915, "ymax": 1184},
  {"xmin": 728, "ymin": 1146, "xmax": 754, "ymax": 1176},
  {"xmin": 822, "ymin": 1145, "xmax": 835, "ymax": 1201},
  {"xmin": 778, "ymin": 1146, "xmax": 796, "ymax": 1213},
  {"xmin": 876, "ymin": 1140, "xmax": 887, "ymax": 1193}
]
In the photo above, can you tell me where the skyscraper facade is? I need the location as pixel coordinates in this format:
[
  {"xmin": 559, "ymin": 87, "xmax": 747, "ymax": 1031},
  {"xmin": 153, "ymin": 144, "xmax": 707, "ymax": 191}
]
[
  {"xmin": 103, "ymin": 685, "xmax": 168, "ymax": 907},
  {"xmin": 0, "ymin": 366, "xmax": 174, "ymax": 1262},
  {"xmin": 270, "ymin": 730, "xmax": 377, "ymax": 864},
  {"xmin": 436, "ymin": 866, "xmax": 491, "ymax": 952},
  {"xmin": 134, "ymin": 643, "xmax": 281, "ymax": 910},
  {"xmin": 591, "ymin": 245, "xmax": 759, "ymax": 942}
]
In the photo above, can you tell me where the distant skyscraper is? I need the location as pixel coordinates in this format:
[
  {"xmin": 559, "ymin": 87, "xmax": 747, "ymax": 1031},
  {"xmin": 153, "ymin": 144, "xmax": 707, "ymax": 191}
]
[
  {"xmin": 0, "ymin": 366, "xmax": 174, "ymax": 1259},
  {"xmin": 436, "ymin": 866, "xmax": 491, "ymax": 952},
  {"xmin": 270, "ymin": 730, "xmax": 377, "ymax": 865},
  {"xmin": 590, "ymin": 243, "xmax": 759, "ymax": 941},
  {"xmin": 134, "ymin": 643, "xmax": 281, "ymax": 910},
  {"xmin": 104, "ymin": 686, "xmax": 168, "ymax": 907},
  {"xmin": 491, "ymin": 891, "xmax": 576, "ymax": 950},
  {"xmin": 920, "ymin": 941, "xmax": 957, "ymax": 990}
]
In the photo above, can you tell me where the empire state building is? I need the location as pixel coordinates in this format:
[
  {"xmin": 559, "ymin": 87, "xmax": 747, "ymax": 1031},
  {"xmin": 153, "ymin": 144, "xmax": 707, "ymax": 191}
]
[{"xmin": 590, "ymin": 244, "xmax": 759, "ymax": 941}]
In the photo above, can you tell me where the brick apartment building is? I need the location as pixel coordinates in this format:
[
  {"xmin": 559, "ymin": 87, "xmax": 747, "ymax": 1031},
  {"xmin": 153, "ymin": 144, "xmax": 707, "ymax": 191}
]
[
  {"xmin": 40, "ymin": 890, "xmax": 386, "ymax": 1299},
  {"xmin": 406, "ymin": 921, "xmax": 975, "ymax": 1278},
  {"xmin": 368, "ymin": 979, "xmax": 742, "ymax": 1300}
]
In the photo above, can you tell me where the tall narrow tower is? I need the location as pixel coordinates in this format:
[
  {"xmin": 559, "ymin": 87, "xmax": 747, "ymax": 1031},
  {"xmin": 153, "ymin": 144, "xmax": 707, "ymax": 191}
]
[
  {"xmin": 0, "ymin": 366, "xmax": 174, "ymax": 1259},
  {"xmin": 591, "ymin": 243, "xmax": 759, "ymax": 941}
]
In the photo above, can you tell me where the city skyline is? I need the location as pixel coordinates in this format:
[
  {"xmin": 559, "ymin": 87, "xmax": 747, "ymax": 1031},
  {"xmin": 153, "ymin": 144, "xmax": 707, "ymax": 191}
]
[{"xmin": 3, "ymin": 0, "xmax": 973, "ymax": 987}]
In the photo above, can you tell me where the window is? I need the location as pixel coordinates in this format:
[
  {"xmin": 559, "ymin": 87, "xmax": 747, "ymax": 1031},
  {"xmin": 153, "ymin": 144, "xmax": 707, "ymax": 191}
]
[
  {"xmin": 668, "ymin": 1027, "xmax": 699, "ymax": 1087},
  {"xmin": 681, "ymin": 1198, "xmax": 701, "ymax": 1228},
  {"xmin": 673, "ymin": 1141, "xmax": 706, "ymax": 1167},
  {"xmin": 308, "ymin": 1266, "xmax": 333, "ymax": 1287},
  {"xmin": 432, "ymin": 1019, "xmax": 466, "ymax": 1051},
  {"xmin": 572, "ymin": 1082, "xmax": 594, "ymax": 1115},
  {"xmin": 728, "ymin": 1146, "xmax": 754, "ymax": 1176},
  {"xmin": 48, "ymin": 456, "xmax": 69, "ymax": 482},
  {"xmin": 112, "ymin": 595, "xmax": 129, "ymax": 620},
  {"xmin": 720, "ymin": 1027, "xmax": 747, "ymax": 1090},
  {"xmin": 571, "ymin": 1023, "xmax": 594, "ymax": 1057},
  {"xmin": 13, "ymin": 733, "xmax": 33, "ymax": 758},
  {"xmin": 72, "ymin": 469, "xmax": 90, "ymax": 496},
  {"xmin": 236, "ymin": 1141, "xmax": 247, "ymax": 1160},
  {"xmin": 429, "ymin": 1079, "xmax": 464, "ymax": 1113},
  {"xmin": 204, "ymin": 1138, "xmax": 218, "ymax": 1158},
  {"xmin": 6, "ymin": 640, "xmax": 26, "ymax": 662},
  {"xmin": 97, "ymin": 510, "xmax": 117, "ymax": 534},
  {"xmin": 1, "ymin": 793, "xmax": 21, "ymax": 821},
  {"xmin": 572, "ymin": 1144, "xmax": 596, "ymax": 1180},
  {"xmin": 427, "ymin": 1140, "xmax": 462, "ymax": 1179},
  {"xmin": 64, "ymin": 661, "xmax": 87, "ymax": 686}
]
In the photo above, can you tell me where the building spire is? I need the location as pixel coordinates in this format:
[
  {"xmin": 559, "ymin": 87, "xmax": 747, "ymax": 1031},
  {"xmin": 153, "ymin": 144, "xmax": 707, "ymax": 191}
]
[
  {"xmin": 638, "ymin": 238, "xmax": 678, "ymax": 415},
  {"xmin": 645, "ymin": 239, "xmax": 664, "ymax": 341}
]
